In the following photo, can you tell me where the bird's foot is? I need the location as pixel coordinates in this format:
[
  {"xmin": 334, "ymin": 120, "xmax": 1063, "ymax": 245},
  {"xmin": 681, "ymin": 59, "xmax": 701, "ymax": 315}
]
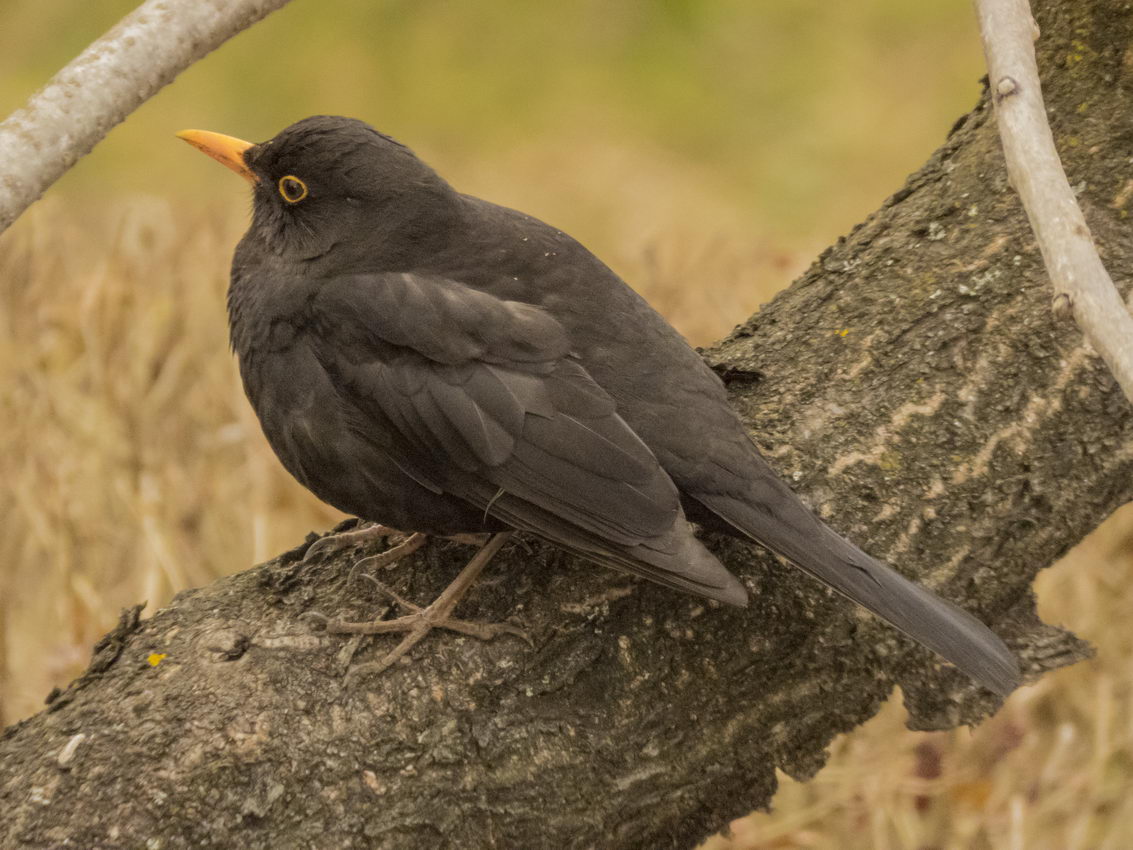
[
  {"xmin": 303, "ymin": 522, "xmax": 408, "ymax": 563},
  {"xmin": 320, "ymin": 531, "xmax": 525, "ymax": 678},
  {"xmin": 443, "ymin": 532, "xmax": 492, "ymax": 547},
  {"xmin": 344, "ymin": 531, "xmax": 428, "ymax": 578}
]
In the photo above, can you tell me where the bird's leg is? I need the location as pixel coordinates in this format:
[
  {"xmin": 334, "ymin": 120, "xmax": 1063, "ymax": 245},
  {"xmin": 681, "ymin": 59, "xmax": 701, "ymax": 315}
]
[
  {"xmin": 324, "ymin": 531, "xmax": 524, "ymax": 677},
  {"xmin": 302, "ymin": 521, "xmax": 402, "ymax": 563},
  {"xmin": 344, "ymin": 532, "xmax": 427, "ymax": 577},
  {"xmin": 444, "ymin": 532, "xmax": 492, "ymax": 547}
]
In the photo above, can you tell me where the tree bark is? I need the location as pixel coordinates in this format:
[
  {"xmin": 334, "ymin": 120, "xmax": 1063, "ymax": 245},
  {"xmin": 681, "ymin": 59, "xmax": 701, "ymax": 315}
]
[
  {"xmin": 976, "ymin": 0, "xmax": 1133, "ymax": 402},
  {"xmin": 0, "ymin": 0, "xmax": 294, "ymax": 234},
  {"xmin": 2, "ymin": 0, "xmax": 1130, "ymax": 847}
]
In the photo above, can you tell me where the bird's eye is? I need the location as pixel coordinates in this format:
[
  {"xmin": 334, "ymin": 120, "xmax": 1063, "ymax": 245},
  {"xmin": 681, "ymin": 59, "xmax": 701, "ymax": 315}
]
[{"xmin": 278, "ymin": 175, "xmax": 308, "ymax": 204}]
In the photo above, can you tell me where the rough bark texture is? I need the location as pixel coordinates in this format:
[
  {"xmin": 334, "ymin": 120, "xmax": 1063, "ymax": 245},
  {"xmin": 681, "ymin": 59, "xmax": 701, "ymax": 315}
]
[
  {"xmin": 977, "ymin": 0, "xmax": 1133, "ymax": 400},
  {"xmin": 2, "ymin": 0, "xmax": 1130, "ymax": 847}
]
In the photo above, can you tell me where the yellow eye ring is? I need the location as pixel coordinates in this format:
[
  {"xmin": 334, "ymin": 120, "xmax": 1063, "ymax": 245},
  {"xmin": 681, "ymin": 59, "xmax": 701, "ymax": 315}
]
[{"xmin": 278, "ymin": 175, "xmax": 308, "ymax": 203}]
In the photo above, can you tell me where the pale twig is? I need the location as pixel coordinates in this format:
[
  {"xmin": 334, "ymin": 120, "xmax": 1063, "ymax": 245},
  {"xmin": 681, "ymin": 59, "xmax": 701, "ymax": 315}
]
[
  {"xmin": 975, "ymin": 0, "xmax": 1133, "ymax": 403},
  {"xmin": 0, "ymin": 0, "xmax": 294, "ymax": 234}
]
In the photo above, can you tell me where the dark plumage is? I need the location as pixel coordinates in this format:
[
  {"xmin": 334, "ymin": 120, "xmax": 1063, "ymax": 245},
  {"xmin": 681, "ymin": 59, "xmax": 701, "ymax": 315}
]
[{"xmin": 181, "ymin": 116, "xmax": 1019, "ymax": 694}]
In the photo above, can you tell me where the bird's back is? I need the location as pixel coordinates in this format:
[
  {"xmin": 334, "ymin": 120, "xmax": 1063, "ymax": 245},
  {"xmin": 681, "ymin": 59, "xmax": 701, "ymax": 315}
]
[{"xmin": 430, "ymin": 196, "xmax": 764, "ymax": 501}]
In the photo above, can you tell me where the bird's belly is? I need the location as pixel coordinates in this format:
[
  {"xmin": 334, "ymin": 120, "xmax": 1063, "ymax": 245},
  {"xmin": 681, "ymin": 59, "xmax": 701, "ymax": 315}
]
[{"xmin": 242, "ymin": 346, "xmax": 487, "ymax": 535}]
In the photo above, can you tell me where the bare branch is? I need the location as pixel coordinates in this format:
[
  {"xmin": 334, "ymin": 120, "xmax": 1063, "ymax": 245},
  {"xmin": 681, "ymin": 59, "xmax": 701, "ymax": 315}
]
[
  {"xmin": 0, "ymin": 0, "xmax": 294, "ymax": 234},
  {"xmin": 975, "ymin": 0, "xmax": 1133, "ymax": 402}
]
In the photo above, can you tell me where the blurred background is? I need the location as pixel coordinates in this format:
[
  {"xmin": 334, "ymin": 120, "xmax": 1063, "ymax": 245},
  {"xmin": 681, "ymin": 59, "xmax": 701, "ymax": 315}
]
[{"xmin": 2, "ymin": 1, "xmax": 1130, "ymax": 847}]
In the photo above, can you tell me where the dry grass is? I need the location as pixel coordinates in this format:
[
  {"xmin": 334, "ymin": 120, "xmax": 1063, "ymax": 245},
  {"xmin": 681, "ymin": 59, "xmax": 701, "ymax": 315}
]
[
  {"xmin": 2, "ymin": 197, "xmax": 1130, "ymax": 848},
  {"xmin": 0, "ymin": 199, "xmax": 341, "ymax": 716}
]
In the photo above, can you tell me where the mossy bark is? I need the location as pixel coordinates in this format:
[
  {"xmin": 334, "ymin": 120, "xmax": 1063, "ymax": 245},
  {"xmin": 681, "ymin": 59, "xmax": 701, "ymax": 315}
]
[{"xmin": 2, "ymin": 0, "xmax": 1130, "ymax": 847}]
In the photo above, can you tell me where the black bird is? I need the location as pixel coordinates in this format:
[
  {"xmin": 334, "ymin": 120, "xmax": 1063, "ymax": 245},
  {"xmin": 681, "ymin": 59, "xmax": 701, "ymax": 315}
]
[{"xmin": 178, "ymin": 116, "xmax": 1019, "ymax": 694}]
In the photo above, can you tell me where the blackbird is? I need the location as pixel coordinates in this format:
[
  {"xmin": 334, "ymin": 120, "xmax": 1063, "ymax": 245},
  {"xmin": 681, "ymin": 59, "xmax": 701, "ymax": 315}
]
[{"xmin": 178, "ymin": 116, "xmax": 1019, "ymax": 694}]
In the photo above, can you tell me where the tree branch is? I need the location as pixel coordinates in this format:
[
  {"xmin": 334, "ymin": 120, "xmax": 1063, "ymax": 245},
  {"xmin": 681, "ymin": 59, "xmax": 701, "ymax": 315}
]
[
  {"xmin": 0, "ymin": 0, "xmax": 294, "ymax": 234},
  {"xmin": 2, "ymin": 1, "xmax": 1131, "ymax": 847},
  {"xmin": 975, "ymin": 0, "xmax": 1133, "ymax": 402},
  {"xmin": 6, "ymin": 78, "xmax": 1131, "ymax": 847}
]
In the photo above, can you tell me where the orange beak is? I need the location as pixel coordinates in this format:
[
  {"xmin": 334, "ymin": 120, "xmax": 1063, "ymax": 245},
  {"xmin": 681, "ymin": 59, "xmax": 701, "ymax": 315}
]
[{"xmin": 176, "ymin": 129, "xmax": 257, "ymax": 183}]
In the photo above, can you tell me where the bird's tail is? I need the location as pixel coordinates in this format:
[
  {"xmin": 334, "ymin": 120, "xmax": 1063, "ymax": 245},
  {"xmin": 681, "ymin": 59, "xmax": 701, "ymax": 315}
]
[{"xmin": 693, "ymin": 482, "xmax": 1020, "ymax": 697}]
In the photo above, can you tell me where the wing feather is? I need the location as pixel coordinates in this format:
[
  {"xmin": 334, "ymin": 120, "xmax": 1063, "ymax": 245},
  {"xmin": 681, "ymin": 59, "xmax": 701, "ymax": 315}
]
[{"xmin": 308, "ymin": 271, "xmax": 744, "ymax": 603}]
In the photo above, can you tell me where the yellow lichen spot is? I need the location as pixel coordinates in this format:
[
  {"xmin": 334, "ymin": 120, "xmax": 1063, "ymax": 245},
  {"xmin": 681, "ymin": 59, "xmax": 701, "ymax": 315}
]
[
  {"xmin": 147, "ymin": 652, "xmax": 167, "ymax": 667},
  {"xmin": 878, "ymin": 451, "xmax": 902, "ymax": 472},
  {"xmin": 839, "ymin": 328, "xmax": 850, "ymax": 337}
]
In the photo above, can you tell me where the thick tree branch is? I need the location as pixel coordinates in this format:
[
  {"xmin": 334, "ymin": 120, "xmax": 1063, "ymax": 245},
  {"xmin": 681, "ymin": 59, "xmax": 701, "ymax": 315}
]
[
  {"xmin": 5, "ymin": 88, "xmax": 1129, "ymax": 848},
  {"xmin": 2, "ymin": 1, "xmax": 1130, "ymax": 847},
  {"xmin": 975, "ymin": 0, "xmax": 1133, "ymax": 402},
  {"xmin": 0, "ymin": 0, "xmax": 294, "ymax": 234}
]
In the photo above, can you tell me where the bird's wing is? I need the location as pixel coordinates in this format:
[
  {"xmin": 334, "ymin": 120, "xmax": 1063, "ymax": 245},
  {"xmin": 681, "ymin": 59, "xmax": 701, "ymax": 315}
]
[{"xmin": 309, "ymin": 272, "xmax": 746, "ymax": 604}]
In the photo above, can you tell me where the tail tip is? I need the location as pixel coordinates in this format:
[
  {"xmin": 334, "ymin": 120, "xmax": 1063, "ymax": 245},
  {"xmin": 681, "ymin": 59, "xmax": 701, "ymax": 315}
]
[{"xmin": 976, "ymin": 653, "xmax": 1022, "ymax": 697}]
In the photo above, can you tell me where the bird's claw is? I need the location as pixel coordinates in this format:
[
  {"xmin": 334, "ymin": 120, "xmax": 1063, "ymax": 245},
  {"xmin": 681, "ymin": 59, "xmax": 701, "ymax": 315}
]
[
  {"xmin": 333, "ymin": 610, "xmax": 528, "ymax": 681},
  {"xmin": 302, "ymin": 523, "xmax": 400, "ymax": 564},
  {"xmin": 342, "ymin": 532, "xmax": 427, "ymax": 584},
  {"xmin": 354, "ymin": 572, "xmax": 422, "ymax": 613}
]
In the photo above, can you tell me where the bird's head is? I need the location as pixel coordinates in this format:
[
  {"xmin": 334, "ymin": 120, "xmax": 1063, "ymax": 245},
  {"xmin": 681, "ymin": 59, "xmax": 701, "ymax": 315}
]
[{"xmin": 178, "ymin": 116, "xmax": 461, "ymax": 272}]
